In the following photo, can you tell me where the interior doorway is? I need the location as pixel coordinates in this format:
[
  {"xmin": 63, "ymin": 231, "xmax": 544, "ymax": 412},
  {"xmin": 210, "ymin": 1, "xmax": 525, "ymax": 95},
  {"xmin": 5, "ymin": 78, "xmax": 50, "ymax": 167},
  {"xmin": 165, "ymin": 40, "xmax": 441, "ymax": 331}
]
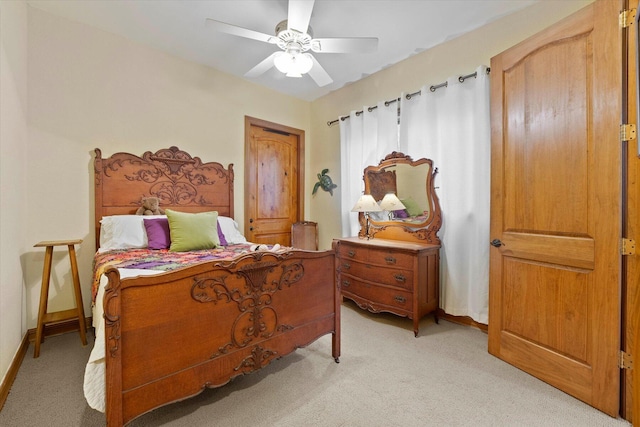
[{"xmin": 244, "ymin": 116, "xmax": 305, "ymax": 246}]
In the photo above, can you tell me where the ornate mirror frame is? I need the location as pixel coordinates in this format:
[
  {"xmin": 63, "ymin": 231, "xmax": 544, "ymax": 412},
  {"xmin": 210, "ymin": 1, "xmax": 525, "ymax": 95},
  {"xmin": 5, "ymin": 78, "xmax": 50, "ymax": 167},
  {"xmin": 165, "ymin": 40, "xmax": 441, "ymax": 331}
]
[{"xmin": 358, "ymin": 152, "xmax": 442, "ymax": 244}]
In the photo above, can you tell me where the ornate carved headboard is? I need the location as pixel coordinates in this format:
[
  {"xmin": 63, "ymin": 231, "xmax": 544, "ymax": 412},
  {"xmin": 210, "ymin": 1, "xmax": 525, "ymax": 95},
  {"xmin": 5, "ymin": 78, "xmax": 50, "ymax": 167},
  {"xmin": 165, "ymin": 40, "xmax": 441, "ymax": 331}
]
[
  {"xmin": 94, "ymin": 146, "xmax": 234, "ymax": 250},
  {"xmin": 367, "ymin": 169, "xmax": 397, "ymax": 201}
]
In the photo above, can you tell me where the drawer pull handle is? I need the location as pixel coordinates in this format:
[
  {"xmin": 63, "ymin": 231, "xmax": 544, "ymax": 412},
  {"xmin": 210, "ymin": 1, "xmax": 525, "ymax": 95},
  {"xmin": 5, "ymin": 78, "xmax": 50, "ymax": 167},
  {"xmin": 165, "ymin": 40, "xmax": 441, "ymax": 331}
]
[
  {"xmin": 342, "ymin": 280, "xmax": 351, "ymax": 288},
  {"xmin": 348, "ymin": 250, "xmax": 356, "ymax": 258},
  {"xmin": 394, "ymin": 274, "xmax": 406, "ymax": 283},
  {"xmin": 342, "ymin": 263, "xmax": 351, "ymax": 270},
  {"xmin": 394, "ymin": 295, "xmax": 406, "ymax": 304},
  {"xmin": 385, "ymin": 256, "xmax": 396, "ymax": 265}
]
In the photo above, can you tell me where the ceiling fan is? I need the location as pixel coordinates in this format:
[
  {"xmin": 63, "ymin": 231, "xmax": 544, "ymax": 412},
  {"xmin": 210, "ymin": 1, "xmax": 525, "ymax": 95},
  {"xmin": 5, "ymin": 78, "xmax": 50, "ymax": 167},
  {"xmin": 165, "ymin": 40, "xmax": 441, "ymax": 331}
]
[{"xmin": 205, "ymin": 0, "xmax": 378, "ymax": 87}]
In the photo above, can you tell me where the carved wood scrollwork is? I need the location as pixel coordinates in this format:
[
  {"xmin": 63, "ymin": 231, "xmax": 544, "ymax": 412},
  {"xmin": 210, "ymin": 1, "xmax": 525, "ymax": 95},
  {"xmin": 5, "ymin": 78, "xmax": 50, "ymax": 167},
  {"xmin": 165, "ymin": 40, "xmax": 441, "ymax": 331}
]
[
  {"xmin": 234, "ymin": 345, "xmax": 278, "ymax": 373},
  {"xmin": 382, "ymin": 151, "xmax": 415, "ymax": 162},
  {"xmin": 100, "ymin": 146, "xmax": 233, "ymax": 206},
  {"xmin": 368, "ymin": 219, "xmax": 442, "ymax": 242},
  {"xmin": 104, "ymin": 269, "xmax": 122, "ymax": 358},
  {"xmin": 105, "ymin": 304, "xmax": 121, "ymax": 358},
  {"xmin": 191, "ymin": 259, "xmax": 305, "ymax": 359}
]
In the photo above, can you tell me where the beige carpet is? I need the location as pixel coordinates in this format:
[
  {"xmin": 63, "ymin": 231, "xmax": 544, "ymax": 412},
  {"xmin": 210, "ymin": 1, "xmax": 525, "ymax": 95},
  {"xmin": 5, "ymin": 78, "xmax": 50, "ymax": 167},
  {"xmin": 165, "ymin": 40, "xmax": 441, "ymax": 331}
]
[{"xmin": 0, "ymin": 301, "xmax": 632, "ymax": 426}]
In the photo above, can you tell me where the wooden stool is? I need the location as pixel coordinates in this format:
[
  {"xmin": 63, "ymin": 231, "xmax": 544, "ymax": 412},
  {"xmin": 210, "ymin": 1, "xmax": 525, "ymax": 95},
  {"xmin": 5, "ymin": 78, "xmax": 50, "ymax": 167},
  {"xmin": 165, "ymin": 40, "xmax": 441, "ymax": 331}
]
[{"xmin": 33, "ymin": 239, "xmax": 87, "ymax": 358}]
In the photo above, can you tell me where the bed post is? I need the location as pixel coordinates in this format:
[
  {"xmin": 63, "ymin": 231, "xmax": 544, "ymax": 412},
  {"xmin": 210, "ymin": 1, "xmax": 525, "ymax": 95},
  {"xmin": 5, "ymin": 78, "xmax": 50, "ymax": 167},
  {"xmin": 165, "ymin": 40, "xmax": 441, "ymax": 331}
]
[
  {"xmin": 103, "ymin": 268, "xmax": 124, "ymax": 427},
  {"xmin": 332, "ymin": 240, "xmax": 341, "ymax": 363},
  {"xmin": 94, "ymin": 149, "xmax": 103, "ymax": 252},
  {"xmin": 228, "ymin": 164, "xmax": 234, "ymax": 219}
]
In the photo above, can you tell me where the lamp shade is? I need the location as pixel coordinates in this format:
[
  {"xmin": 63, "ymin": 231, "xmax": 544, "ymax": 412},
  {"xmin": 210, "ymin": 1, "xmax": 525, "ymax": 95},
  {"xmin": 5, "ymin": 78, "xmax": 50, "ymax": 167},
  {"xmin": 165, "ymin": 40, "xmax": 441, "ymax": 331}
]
[
  {"xmin": 351, "ymin": 194, "xmax": 382, "ymax": 212},
  {"xmin": 379, "ymin": 193, "xmax": 406, "ymax": 211}
]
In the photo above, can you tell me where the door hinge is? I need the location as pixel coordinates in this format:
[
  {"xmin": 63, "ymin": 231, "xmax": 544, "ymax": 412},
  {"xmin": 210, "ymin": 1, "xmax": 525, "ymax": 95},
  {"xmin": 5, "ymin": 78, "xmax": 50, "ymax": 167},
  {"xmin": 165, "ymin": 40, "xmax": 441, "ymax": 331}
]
[
  {"xmin": 620, "ymin": 124, "xmax": 637, "ymax": 142},
  {"xmin": 620, "ymin": 9, "xmax": 637, "ymax": 28},
  {"xmin": 622, "ymin": 238, "xmax": 636, "ymax": 255},
  {"xmin": 620, "ymin": 351, "xmax": 634, "ymax": 370}
]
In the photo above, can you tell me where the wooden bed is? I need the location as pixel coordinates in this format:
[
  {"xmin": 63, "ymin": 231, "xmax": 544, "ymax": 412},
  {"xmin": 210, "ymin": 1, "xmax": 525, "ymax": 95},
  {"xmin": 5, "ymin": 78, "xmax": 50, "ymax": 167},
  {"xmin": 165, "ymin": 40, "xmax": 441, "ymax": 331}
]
[{"xmin": 93, "ymin": 147, "xmax": 340, "ymax": 426}]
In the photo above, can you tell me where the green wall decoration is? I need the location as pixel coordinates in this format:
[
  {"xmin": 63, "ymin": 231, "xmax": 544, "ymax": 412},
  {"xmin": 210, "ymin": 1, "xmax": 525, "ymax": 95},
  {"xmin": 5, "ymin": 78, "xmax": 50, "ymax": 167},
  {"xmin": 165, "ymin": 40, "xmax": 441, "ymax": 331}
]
[{"xmin": 313, "ymin": 169, "xmax": 337, "ymax": 196}]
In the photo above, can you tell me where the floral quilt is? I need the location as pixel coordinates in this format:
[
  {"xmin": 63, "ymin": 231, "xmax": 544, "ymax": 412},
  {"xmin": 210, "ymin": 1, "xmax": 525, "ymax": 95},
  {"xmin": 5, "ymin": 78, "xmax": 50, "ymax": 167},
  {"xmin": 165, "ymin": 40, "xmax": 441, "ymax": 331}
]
[{"xmin": 91, "ymin": 244, "xmax": 254, "ymax": 303}]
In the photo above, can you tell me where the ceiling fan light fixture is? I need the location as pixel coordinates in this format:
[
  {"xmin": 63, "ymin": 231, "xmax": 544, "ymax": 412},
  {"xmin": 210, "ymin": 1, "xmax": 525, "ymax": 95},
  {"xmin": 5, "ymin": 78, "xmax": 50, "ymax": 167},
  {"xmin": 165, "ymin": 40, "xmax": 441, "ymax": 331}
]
[
  {"xmin": 274, "ymin": 51, "xmax": 313, "ymax": 77},
  {"xmin": 208, "ymin": 0, "xmax": 374, "ymax": 87}
]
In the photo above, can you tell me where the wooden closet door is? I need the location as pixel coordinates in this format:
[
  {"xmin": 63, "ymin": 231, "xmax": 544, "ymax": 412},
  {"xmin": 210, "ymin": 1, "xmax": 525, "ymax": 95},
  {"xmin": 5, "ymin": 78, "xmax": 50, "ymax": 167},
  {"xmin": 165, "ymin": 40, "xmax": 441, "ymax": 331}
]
[
  {"xmin": 245, "ymin": 117, "xmax": 303, "ymax": 246},
  {"xmin": 488, "ymin": 0, "xmax": 622, "ymax": 416}
]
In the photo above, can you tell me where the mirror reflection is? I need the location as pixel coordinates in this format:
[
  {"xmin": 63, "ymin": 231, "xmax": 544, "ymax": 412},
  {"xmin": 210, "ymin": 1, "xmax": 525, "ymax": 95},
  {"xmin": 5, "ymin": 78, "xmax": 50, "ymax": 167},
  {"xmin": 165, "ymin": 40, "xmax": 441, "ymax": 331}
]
[
  {"xmin": 360, "ymin": 152, "xmax": 441, "ymax": 243},
  {"xmin": 366, "ymin": 163, "xmax": 431, "ymax": 224}
]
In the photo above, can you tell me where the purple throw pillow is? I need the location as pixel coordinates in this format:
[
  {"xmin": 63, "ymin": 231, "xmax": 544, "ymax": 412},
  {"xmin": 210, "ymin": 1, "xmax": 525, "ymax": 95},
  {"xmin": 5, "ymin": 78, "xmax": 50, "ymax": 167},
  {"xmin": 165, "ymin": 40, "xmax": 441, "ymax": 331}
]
[
  {"xmin": 394, "ymin": 209, "xmax": 409, "ymax": 219},
  {"xmin": 143, "ymin": 218, "xmax": 171, "ymax": 250},
  {"xmin": 217, "ymin": 221, "xmax": 228, "ymax": 246}
]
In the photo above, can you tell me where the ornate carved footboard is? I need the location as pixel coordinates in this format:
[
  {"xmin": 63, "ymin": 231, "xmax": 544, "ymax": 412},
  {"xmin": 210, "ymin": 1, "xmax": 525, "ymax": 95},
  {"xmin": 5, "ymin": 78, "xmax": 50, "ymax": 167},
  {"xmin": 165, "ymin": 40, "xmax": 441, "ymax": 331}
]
[{"xmin": 104, "ymin": 249, "xmax": 339, "ymax": 426}]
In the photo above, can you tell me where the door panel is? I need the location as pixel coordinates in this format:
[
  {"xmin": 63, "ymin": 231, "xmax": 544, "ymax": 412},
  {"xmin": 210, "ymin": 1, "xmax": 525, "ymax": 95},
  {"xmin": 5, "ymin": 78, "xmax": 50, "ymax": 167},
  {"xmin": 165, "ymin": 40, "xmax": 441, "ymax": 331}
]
[
  {"xmin": 245, "ymin": 117, "xmax": 303, "ymax": 246},
  {"xmin": 489, "ymin": 0, "xmax": 622, "ymax": 416},
  {"xmin": 502, "ymin": 259, "xmax": 589, "ymax": 362},
  {"xmin": 500, "ymin": 232, "xmax": 594, "ymax": 269}
]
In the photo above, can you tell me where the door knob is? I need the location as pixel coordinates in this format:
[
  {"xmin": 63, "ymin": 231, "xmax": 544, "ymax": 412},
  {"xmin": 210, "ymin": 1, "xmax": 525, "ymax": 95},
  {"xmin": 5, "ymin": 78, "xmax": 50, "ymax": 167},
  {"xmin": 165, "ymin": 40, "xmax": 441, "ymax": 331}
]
[
  {"xmin": 490, "ymin": 239, "xmax": 503, "ymax": 247},
  {"xmin": 249, "ymin": 227, "xmax": 254, "ymax": 231},
  {"xmin": 249, "ymin": 218, "xmax": 254, "ymax": 223}
]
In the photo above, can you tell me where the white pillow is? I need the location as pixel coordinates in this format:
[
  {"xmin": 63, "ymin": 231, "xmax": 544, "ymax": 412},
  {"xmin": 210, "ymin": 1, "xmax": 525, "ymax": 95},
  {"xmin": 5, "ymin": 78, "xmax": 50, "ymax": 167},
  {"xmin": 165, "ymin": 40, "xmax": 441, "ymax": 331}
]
[
  {"xmin": 99, "ymin": 214, "xmax": 247, "ymax": 252},
  {"xmin": 99, "ymin": 215, "xmax": 165, "ymax": 253},
  {"xmin": 218, "ymin": 216, "xmax": 247, "ymax": 244}
]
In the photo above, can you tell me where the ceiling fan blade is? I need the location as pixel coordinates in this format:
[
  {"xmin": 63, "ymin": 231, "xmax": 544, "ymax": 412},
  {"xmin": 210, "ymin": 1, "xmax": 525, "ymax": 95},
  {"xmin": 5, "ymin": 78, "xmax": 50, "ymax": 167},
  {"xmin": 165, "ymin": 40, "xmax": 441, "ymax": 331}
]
[
  {"xmin": 245, "ymin": 52, "xmax": 280, "ymax": 78},
  {"xmin": 311, "ymin": 37, "xmax": 379, "ymax": 53},
  {"xmin": 287, "ymin": 0, "xmax": 315, "ymax": 33},
  {"xmin": 205, "ymin": 18, "xmax": 277, "ymax": 44},
  {"xmin": 307, "ymin": 54, "xmax": 333, "ymax": 87}
]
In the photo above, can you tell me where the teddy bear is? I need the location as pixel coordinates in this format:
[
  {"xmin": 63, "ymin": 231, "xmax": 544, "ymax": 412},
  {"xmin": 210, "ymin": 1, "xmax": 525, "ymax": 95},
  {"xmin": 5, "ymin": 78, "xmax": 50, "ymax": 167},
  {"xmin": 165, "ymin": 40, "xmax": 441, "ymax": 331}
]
[{"xmin": 135, "ymin": 196, "xmax": 165, "ymax": 215}]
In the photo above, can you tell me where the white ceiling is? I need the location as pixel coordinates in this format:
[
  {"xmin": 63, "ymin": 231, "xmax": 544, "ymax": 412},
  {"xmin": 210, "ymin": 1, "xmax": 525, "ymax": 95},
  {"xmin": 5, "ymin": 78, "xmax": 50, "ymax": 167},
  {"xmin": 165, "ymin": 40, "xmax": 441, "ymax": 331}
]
[{"xmin": 27, "ymin": 0, "xmax": 538, "ymax": 101}]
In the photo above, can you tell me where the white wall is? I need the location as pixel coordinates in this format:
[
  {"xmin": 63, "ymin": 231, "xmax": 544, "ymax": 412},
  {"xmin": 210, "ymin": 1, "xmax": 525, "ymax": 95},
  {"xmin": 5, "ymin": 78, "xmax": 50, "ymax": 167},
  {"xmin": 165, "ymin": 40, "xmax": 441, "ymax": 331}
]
[
  {"xmin": 309, "ymin": 0, "xmax": 594, "ymax": 250},
  {"xmin": 0, "ymin": 0, "xmax": 29, "ymax": 384}
]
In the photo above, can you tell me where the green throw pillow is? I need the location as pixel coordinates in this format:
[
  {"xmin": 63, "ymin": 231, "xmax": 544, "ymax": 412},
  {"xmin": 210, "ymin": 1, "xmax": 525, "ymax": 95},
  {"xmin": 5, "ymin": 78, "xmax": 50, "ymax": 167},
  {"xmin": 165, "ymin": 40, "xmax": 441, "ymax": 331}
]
[
  {"xmin": 400, "ymin": 198, "xmax": 423, "ymax": 217},
  {"xmin": 165, "ymin": 209, "xmax": 219, "ymax": 252}
]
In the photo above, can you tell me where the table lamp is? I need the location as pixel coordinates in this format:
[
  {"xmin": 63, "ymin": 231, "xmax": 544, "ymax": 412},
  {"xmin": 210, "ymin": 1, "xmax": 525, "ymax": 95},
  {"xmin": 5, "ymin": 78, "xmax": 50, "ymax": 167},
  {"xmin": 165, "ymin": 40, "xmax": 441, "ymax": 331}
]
[
  {"xmin": 351, "ymin": 194, "xmax": 382, "ymax": 239},
  {"xmin": 379, "ymin": 193, "xmax": 406, "ymax": 220}
]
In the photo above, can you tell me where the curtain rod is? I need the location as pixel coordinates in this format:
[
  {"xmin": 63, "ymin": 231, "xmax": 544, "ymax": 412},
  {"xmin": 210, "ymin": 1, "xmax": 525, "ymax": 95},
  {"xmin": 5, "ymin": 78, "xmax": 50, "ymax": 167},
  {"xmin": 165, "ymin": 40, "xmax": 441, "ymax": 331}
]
[{"xmin": 326, "ymin": 67, "xmax": 490, "ymax": 127}]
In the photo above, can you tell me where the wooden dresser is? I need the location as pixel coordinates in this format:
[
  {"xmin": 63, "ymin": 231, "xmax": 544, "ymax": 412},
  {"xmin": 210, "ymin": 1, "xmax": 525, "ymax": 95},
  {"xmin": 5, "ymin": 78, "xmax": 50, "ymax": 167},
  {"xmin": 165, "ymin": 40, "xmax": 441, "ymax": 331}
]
[{"xmin": 334, "ymin": 236, "xmax": 440, "ymax": 336}]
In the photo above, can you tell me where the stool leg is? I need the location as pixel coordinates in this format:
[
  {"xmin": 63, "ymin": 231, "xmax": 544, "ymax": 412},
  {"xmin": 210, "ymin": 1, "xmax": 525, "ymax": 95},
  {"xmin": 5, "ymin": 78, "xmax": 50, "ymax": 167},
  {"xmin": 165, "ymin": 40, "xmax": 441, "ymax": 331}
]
[
  {"xmin": 68, "ymin": 244, "xmax": 87, "ymax": 346},
  {"xmin": 34, "ymin": 246, "xmax": 53, "ymax": 358}
]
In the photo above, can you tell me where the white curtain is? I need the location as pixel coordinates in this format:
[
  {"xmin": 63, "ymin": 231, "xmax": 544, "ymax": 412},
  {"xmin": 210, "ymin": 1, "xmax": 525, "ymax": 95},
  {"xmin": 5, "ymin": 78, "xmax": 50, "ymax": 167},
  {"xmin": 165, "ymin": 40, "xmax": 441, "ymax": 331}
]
[
  {"xmin": 340, "ymin": 102, "xmax": 398, "ymax": 237},
  {"xmin": 399, "ymin": 65, "xmax": 491, "ymax": 324}
]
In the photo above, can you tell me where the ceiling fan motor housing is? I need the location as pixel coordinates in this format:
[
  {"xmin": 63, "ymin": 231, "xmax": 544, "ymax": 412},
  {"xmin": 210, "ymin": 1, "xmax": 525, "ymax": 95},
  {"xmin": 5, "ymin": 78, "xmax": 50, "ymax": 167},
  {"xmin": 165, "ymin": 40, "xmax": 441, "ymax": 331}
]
[{"xmin": 275, "ymin": 20, "xmax": 314, "ymax": 52}]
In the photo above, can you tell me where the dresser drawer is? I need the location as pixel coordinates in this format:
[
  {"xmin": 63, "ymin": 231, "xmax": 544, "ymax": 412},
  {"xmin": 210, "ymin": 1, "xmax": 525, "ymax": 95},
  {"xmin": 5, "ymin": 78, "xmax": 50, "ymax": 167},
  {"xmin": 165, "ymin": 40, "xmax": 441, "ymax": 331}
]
[
  {"xmin": 337, "ymin": 243, "xmax": 367, "ymax": 262},
  {"xmin": 340, "ymin": 261, "xmax": 413, "ymax": 290},
  {"xmin": 338, "ymin": 243, "xmax": 414, "ymax": 270},
  {"xmin": 367, "ymin": 249, "xmax": 414, "ymax": 269},
  {"xmin": 340, "ymin": 275, "xmax": 412, "ymax": 312}
]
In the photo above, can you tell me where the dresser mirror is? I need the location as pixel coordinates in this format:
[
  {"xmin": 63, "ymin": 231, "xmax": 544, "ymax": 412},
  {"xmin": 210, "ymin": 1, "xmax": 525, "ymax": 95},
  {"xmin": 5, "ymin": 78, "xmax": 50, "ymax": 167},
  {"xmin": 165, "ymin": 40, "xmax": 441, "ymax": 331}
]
[{"xmin": 360, "ymin": 152, "xmax": 441, "ymax": 244}]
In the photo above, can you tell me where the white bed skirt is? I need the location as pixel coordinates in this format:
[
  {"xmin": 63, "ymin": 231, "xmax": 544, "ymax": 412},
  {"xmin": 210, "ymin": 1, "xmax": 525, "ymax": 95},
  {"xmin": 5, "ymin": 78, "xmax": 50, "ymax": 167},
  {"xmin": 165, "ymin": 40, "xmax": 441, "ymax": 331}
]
[{"xmin": 83, "ymin": 268, "xmax": 160, "ymax": 412}]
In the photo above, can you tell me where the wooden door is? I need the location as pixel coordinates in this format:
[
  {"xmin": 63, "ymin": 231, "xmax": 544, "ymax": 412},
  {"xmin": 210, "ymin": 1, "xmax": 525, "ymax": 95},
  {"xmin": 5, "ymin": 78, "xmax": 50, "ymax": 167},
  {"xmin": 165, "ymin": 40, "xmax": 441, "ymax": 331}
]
[
  {"xmin": 245, "ymin": 116, "xmax": 304, "ymax": 246},
  {"xmin": 488, "ymin": 0, "xmax": 622, "ymax": 417},
  {"xmin": 627, "ymin": 0, "xmax": 640, "ymax": 422}
]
